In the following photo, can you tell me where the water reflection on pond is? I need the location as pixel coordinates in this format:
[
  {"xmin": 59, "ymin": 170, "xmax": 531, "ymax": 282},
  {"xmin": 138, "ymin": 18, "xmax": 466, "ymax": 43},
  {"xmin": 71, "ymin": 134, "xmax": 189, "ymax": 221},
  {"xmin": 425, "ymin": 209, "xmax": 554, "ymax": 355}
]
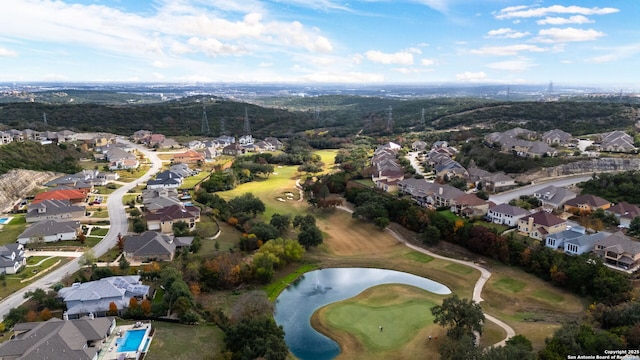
[{"xmin": 274, "ymin": 267, "xmax": 451, "ymax": 360}]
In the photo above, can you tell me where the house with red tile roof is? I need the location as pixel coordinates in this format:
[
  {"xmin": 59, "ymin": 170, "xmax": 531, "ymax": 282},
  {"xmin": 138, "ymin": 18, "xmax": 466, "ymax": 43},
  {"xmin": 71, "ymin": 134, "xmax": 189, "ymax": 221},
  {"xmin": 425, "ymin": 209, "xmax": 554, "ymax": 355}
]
[
  {"xmin": 517, "ymin": 211, "xmax": 567, "ymax": 240},
  {"xmin": 172, "ymin": 149, "xmax": 205, "ymax": 164},
  {"xmin": 32, "ymin": 189, "xmax": 88, "ymax": 204}
]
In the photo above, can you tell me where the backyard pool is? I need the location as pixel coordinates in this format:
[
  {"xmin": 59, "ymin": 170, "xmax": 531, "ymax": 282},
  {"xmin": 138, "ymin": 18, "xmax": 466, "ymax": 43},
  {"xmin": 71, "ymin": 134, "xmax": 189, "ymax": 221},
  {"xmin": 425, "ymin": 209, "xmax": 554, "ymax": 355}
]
[
  {"xmin": 117, "ymin": 329, "xmax": 147, "ymax": 353},
  {"xmin": 0, "ymin": 217, "xmax": 11, "ymax": 225}
]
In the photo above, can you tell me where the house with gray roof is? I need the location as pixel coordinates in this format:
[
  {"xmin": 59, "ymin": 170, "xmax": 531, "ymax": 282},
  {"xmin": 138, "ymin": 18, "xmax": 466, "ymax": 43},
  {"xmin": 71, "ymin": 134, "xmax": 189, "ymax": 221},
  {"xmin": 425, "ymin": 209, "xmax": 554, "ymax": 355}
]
[
  {"xmin": 487, "ymin": 203, "xmax": 529, "ymax": 227},
  {"xmin": 606, "ymin": 202, "xmax": 640, "ymax": 228},
  {"xmin": 0, "ymin": 317, "xmax": 115, "ymax": 360},
  {"xmin": 594, "ymin": 232, "xmax": 640, "ymax": 270},
  {"xmin": 545, "ymin": 226, "xmax": 586, "ymax": 250},
  {"xmin": 397, "ymin": 179, "xmax": 464, "ymax": 208},
  {"xmin": 599, "ymin": 130, "xmax": 636, "ymax": 153},
  {"xmin": 25, "ymin": 199, "xmax": 85, "ymax": 223},
  {"xmin": 16, "ymin": 219, "xmax": 80, "ymax": 245},
  {"xmin": 124, "ymin": 231, "xmax": 177, "ymax": 262},
  {"xmin": 542, "ymin": 129, "xmax": 572, "ymax": 145},
  {"xmin": 533, "ymin": 185, "xmax": 577, "ymax": 210},
  {"xmin": 0, "ymin": 243, "xmax": 26, "ymax": 274},
  {"xmin": 57, "ymin": 276, "xmax": 150, "ymax": 318},
  {"xmin": 565, "ymin": 232, "xmax": 607, "ymax": 256},
  {"xmin": 411, "ymin": 140, "xmax": 428, "ymax": 151}
]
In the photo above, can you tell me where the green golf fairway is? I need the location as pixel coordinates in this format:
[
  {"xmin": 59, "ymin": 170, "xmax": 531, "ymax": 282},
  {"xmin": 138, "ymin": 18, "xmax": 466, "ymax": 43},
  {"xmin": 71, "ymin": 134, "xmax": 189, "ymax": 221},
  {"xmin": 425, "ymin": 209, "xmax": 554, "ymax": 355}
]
[{"xmin": 320, "ymin": 285, "xmax": 438, "ymax": 351}]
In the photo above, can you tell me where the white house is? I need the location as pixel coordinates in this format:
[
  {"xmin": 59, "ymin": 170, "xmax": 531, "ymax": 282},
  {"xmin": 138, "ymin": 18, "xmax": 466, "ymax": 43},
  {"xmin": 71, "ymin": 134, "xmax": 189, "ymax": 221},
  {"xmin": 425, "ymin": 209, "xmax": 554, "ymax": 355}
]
[
  {"xmin": 16, "ymin": 220, "xmax": 80, "ymax": 245},
  {"xmin": 486, "ymin": 203, "xmax": 529, "ymax": 227}
]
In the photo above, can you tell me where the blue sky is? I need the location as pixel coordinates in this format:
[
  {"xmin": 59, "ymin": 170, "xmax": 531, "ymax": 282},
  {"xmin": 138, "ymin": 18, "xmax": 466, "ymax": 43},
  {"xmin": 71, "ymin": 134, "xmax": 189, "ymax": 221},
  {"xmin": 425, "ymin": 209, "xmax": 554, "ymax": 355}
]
[{"xmin": 0, "ymin": 0, "xmax": 637, "ymax": 86}]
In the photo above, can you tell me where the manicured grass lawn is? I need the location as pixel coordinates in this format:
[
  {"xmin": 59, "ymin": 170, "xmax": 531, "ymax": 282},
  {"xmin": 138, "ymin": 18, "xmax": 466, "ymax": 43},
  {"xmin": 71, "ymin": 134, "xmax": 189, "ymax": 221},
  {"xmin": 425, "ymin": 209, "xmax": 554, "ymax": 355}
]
[
  {"xmin": 26, "ymin": 256, "xmax": 48, "ymax": 265},
  {"xmin": 0, "ymin": 215, "xmax": 27, "ymax": 245},
  {"xmin": 493, "ymin": 277, "xmax": 527, "ymax": 293},
  {"xmin": 122, "ymin": 194, "xmax": 138, "ymax": 205},
  {"xmin": 90, "ymin": 227, "xmax": 109, "ymax": 236},
  {"xmin": 404, "ymin": 251, "xmax": 434, "ymax": 263},
  {"xmin": 97, "ymin": 247, "xmax": 121, "ymax": 262},
  {"xmin": 264, "ymin": 263, "xmax": 319, "ymax": 301},
  {"xmin": 445, "ymin": 263, "xmax": 474, "ymax": 275},
  {"xmin": 473, "ymin": 221, "xmax": 509, "ymax": 234},
  {"xmin": 217, "ymin": 164, "xmax": 304, "ymax": 221},
  {"xmin": 117, "ymin": 166, "xmax": 150, "ymax": 182},
  {"xmin": 89, "ymin": 208, "xmax": 110, "ymax": 218},
  {"xmin": 437, "ymin": 210, "xmax": 459, "ymax": 221},
  {"xmin": 94, "ymin": 184, "xmax": 121, "ymax": 195},
  {"xmin": 179, "ymin": 171, "xmax": 211, "ymax": 190},
  {"xmin": 313, "ymin": 284, "xmax": 443, "ymax": 360},
  {"xmin": 353, "ymin": 179, "xmax": 374, "ymax": 188},
  {"xmin": 314, "ymin": 149, "xmax": 338, "ymax": 174},
  {"xmin": 146, "ymin": 322, "xmax": 224, "ymax": 360}
]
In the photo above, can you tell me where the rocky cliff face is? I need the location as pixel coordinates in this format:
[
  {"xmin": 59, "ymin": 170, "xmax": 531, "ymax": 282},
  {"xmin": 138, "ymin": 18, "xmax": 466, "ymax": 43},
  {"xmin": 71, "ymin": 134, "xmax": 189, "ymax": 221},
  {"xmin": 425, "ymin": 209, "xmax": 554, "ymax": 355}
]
[
  {"xmin": 541, "ymin": 158, "xmax": 640, "ymax": 177},
  {"xmin": 0, "ymin": 170, "xmax": 58, "ymax": 212}
]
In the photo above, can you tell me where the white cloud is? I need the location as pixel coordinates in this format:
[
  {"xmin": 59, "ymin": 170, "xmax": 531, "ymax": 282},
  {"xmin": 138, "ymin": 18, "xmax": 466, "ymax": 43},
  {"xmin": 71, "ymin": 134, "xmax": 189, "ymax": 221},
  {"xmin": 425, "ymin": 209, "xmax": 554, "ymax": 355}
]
[
  {"xmin": 0, "ymin": 48, "xmax": 17, "ymax": 57},
  {"xmin": 494, "ymin": 5, "xmax": 619, "ymax": 19},
  {"xmin": 455, "ymin": 71, "xmax": 487, "ymax": 82},
  {"xmin": 421, "ymin": 58, "xmax": 436, "ymax": 66},
  {"xmin": 486, "ymin": 57, "xmax": 537, "ymax": 72},
  {"xmin": 536, "ymin": 15, "xmax": 594, "ymax": 25},
  {"xmin": 470, "ymin": 44, "xmax": 547, "ymax": 56},
  {"xmin": 364, "ymin": 50, "xmax": 416, "ymax": 65},
  {"xmin": 43, "ymin": 73, "xmax": 68, "ymax": 81},
  {"xmin": 187, "ymin": 37, "xmax": 248, "ymax": 57},
  {"xmin": 259, "ymin": 62, "xmax": 273, "ymax": 67},
  {"xmin": 152, "ymin": 60, "xmax": 171, "ymax": 68},
  {"xmin": 586, "ymin": 55, "xmax": 616, "ymax": 64},
  {"xmin": 535, "ymin": 28, "xmax": 604, "ymax": 43},
  {"xmin": 393, "ymin": 67, "xmax": 434, "ymax": 74},
  {"xmin": 152, "ymin": 72, "xmax": 165, "ymax": 80},
  {"xmin": 485, "ymin": 28, "xmax": 530, "ymax": 39}
]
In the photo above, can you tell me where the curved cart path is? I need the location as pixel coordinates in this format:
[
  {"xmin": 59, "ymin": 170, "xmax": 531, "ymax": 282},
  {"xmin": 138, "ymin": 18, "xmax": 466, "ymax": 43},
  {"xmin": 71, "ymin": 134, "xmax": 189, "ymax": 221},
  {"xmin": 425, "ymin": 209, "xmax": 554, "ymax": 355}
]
[{"xmin": 336, "ymin": 205, "xmax": 516, "ymax": 347}]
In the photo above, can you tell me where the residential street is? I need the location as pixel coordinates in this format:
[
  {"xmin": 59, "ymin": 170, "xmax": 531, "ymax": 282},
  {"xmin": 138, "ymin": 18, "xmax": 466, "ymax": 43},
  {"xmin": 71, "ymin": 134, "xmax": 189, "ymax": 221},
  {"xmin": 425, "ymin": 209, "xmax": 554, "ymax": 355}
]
[
  {"xmin": 488, "ymin": 174, "xmax": 592, "ymax": 205},
  {"xmin": 0, "ymin": 139, "xmax": 162, "ymax": 321}
]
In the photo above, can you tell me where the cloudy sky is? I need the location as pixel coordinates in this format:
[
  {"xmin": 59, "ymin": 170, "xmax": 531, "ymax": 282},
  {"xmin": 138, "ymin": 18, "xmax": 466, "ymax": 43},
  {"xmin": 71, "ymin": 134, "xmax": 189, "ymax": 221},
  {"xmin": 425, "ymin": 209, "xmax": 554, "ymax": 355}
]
[{"xmin": 0, "ymin": 0, "xmax": 637, "ymax": 85}]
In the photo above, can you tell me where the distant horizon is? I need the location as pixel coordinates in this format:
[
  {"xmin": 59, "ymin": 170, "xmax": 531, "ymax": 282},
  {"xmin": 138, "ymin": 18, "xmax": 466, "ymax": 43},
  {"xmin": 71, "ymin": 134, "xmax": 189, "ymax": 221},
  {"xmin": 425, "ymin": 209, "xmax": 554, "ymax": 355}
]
[{"xmin": 0, "ymin": 1, "xmax": 638, "ymax": 85}]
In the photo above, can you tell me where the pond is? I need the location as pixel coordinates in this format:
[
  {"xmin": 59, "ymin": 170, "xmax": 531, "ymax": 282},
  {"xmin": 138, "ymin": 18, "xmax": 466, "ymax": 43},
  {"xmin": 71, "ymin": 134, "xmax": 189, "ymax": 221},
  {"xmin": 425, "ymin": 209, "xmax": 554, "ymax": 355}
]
[{"xmin": 274, "ymin": 267, "xmax": 451, "ymax": 360}]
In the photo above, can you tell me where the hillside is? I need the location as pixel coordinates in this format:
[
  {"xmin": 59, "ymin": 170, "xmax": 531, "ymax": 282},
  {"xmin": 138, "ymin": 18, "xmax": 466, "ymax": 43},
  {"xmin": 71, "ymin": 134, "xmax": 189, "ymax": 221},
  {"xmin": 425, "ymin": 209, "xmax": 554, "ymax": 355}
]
[
  {"xmin": 0, "ymin": 94, "xmax": 638, "ymax": 138},
  {"xmin": 0, "ymin": 142, "xmax": 87, "ymax": 175}
]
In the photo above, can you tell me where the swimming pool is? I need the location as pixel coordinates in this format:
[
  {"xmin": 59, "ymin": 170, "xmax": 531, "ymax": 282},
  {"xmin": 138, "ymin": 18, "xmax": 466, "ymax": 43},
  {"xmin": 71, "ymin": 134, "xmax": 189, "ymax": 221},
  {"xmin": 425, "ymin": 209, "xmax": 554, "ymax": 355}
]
[
  {"xmin": 117, "ymin": 329, "xmax": 147, "ymax": 352},
  {"xmin": 0, "ymin": 217, "xmax": 10, "ymax": 225}
]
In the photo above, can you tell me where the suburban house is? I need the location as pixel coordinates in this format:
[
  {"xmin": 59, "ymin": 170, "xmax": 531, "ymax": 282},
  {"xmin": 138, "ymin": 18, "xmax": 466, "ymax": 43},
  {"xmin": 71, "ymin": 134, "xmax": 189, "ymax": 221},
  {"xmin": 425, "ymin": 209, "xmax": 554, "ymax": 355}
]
[
  {"xmin": 146, "ymin": 170, "xmax": 183, "ymax": 190},
  {"xmin": 222, "ymin": 143, "xmax": 246, "ymax": 156},
  {"xmin": 563, "ymin": 194, "xmax": 612, "ymax": 214},
  {"xmin": 132, "ymin": 129, "xmax": 152, "ymax": 142},
  {"xmin": 486, "ymin": 203, "xmax": 529, "ymax": 227},
  {"xmin": 16, "ymin": 219, "xmax": 81, "ymax": 245},
  {"xmin": 46, "ymin": 169, "xmax": 119, "ymax": 188},
  {"xmin": 0, "ymin": 243, "xmax": 26, "ymax": 274},
  {"xmin": 0, "ymin": 317, "xmax": 116, "ymax": 360},
  {"xmin": 485, "ymin": 128, "xmax": 557, "ymax": 158},
  {"xmin": 564, "ymin": 232, "xmax": 607, "ymax": 256},
  {"xmin": 186, "ymin": 140, "xmax": 206, "ymax": 150},
  {"xmin": 123, "ymin": 231, "xmax": 177, "ymax": 262},
  {"xmin": 411, "ymin": 140, "xmax": 428, "ymax": 151},
  {"xmin": 397, "ymin": 178, "xmax": 465, "ymax": 208},
  {"xmin": 434, "ymin": 159, "xmax": 468, "ymax": 180},
  {"xmin": 517, "ymin": 211, "xmax": 567, "ymax": 240},
  {"xmin": 25, "ymin": 199, "xmax": 85, "ymax": 223},
  {"xmin": 172, "ymin": 149, "xmax": 205, "ymax": 164},
  {"xmin": 450, "ymin": 193, "xmax": 490, "ymax": 217},
  {"xmin": 606, "ymin": 202, "xmax": 640, "ymax": 228},
  {"xmin": 599, "ymin": 130, "xmax": 636, "ymax": 153},
  {"xmin": 58, "ymin": 276, "xmax": 149, "ymax": 318},
  {"xmin": 142, "ymin": 188, "xmax": 182, "ymax": 212},
  {"xmin": 170, "ymin": 163, "xmax": 195, "ymax": 178},
  {"xmin": 533, "ymin": 185, "xmax": 577, "ymax": 210},
  {"xmin": 545, "ymin": 226, "xmax": 586, "ymax": 250},
  {"xmin": 145, "ymin": 204, "xmax": 201, "ymax": 233},
  {"xmin": 369, "ymin": 145, "xmax": 405, "ymax": 192},
  {"xmin": 541, "ymin": 129, "xmax": 572, "ymax": 145},
  {"xmin": 484, "ymin": 173, "xmax": 516, "ymax": 193},
  {"xmin": 594, "ymin": 232, "xmax": 640, "ymax": 270},
  {"xmin": 264, "ymin": 137, "xmax": 284, "ymax": 150},
  {"xmin": 32, "ymin": 188, "xmax": 88, "ymax": 204},
  {"xmin": 216, "ymin": 135, "xmax": 235, "ymax": 146}
]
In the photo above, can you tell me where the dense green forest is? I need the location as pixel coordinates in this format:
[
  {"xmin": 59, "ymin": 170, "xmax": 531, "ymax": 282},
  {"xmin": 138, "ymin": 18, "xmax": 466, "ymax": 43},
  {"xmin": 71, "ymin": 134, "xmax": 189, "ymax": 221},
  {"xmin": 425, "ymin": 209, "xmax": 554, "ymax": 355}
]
[
  {"xmin": 0, "ymin": 142, "xmax": 86, "ymax": 175},
  {"xmin": 0, "ymin": 94, "xmax": 637, "ymax": 138},
  {"xmin": 578, "ymin": 171, "xmax": 640, "ymax": 204}
]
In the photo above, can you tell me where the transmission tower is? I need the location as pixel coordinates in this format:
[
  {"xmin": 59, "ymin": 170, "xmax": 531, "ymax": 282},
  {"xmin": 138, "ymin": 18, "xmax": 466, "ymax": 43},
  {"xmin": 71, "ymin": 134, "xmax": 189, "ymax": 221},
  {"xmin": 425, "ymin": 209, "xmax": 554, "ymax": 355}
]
[
  {"xmin": 43, "ymin": 112, "xmax": 47, "ymax": 125},
  {"xmin": 314, "ymin": 106, "xmax": 320, "ymax": 122},
  {"xmin": 243, "ymin": 107, "xmax": 251, "ymax": 135},
  {"xmin": 546, "ymin": 81, "xmax": 554, "ymax": 95},
  {"xmin": 421, "ymin": 108, "xmax": 425, "ymax": 127},
  {"xmin": 386, "ymin": 106, "xmax": 393, "ymax": 131},
  {"xmin": 219, "ymin": 117, "xmax": 226, "ymax": 135},
  {"xmin": 201, "ymin": 106, "xmax": 210, "ymax": 135}
]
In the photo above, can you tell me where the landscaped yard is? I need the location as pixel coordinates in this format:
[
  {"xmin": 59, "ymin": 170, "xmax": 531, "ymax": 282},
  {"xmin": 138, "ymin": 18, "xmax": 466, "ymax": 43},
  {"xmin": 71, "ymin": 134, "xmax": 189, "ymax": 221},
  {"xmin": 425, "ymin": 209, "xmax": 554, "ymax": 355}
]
[
  {"xmin": 179, "ymin": 171, "xmax": 211, "ymax": 190},
  {"xmin": 0, "ymin": 215, "xmax": 27, "ymax": 245},
  {"xmin": 146, "ymin": 322, "xmax": 224, "ymax": 360}
]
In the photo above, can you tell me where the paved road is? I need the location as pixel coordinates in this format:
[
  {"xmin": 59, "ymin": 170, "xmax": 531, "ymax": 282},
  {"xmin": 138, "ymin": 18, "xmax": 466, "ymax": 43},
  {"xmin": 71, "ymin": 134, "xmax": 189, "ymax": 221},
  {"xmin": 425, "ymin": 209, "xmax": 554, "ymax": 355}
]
[
  {"xmin": 488, "ymin": 174, "xmax": 592, "ymax": 205},
  {"xmin": 0, "ymin": 139, "xmax": 162, "ymax": 321}
]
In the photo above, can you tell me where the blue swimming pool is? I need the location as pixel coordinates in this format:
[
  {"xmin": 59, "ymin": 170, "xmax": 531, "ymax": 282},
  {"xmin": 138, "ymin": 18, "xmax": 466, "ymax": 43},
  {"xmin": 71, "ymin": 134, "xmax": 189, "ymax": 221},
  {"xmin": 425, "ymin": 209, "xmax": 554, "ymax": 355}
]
[
  {"xmin": 0, "ymin": 218, "xmax": 9, "ymax": 225},
  {"xmin": 117, "ymin": 329, "xmax": 147, "ymax": 352}
]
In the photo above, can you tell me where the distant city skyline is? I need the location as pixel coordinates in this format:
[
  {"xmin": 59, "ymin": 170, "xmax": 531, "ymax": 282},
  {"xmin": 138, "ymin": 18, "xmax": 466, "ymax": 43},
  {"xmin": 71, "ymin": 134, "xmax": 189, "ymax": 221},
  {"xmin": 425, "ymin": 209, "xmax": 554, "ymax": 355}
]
[{"xmin": 0, "ymin": 1, "xmax": 638, "ymax": 86}]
